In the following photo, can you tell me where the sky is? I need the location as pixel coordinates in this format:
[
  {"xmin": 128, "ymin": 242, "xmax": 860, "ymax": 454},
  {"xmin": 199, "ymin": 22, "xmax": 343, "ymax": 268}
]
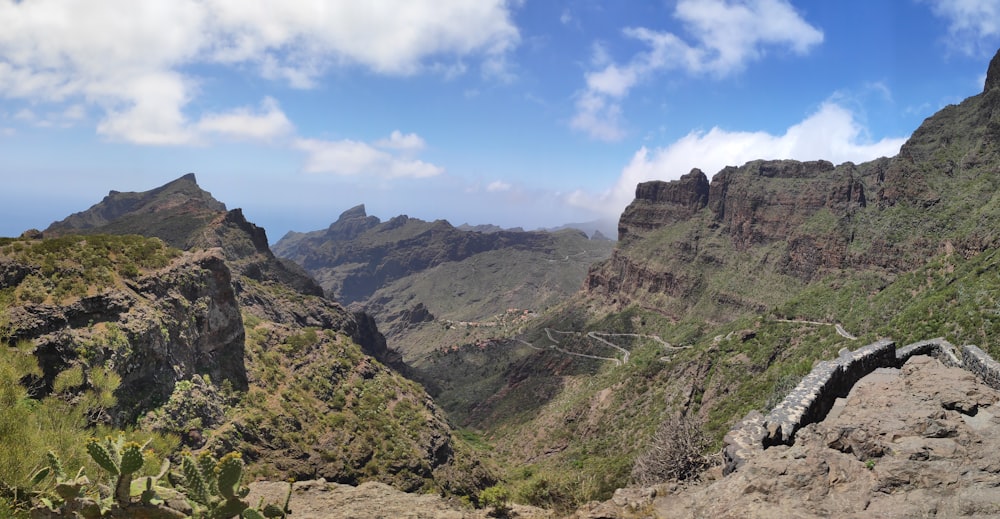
[{"xmin": 1, "ymin": 0, "xmax": 999, "ymax": 241}]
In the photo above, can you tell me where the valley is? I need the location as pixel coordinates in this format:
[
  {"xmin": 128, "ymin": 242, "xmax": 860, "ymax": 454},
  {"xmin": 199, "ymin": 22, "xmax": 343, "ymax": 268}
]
[{"xmin": 2, "ymin": 46, "xmax": 1000, "ymax": 519}]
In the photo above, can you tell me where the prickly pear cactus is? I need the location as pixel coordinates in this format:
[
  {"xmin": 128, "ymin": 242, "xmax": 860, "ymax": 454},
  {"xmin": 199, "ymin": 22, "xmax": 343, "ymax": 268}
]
[
  {"xmin": 181, "ymin": 454, "xmax": 210, "ymax": 506},
  {"xmin": 86, "ymin": 437, "xmax": 120, "ymax": 476},
  {"xmin": 215, "ymin": 452, "xmax": 243, "ymax": 500},
  {"xmin": 119, "ymin": 441, "xmax": 145, "ymax": 475}
]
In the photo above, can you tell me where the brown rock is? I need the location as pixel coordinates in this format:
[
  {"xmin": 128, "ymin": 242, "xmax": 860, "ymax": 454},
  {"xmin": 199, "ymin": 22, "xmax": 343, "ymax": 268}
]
[{"xmin": 589, "ymin": 355, "xmax": 1000, "ymax": 518}]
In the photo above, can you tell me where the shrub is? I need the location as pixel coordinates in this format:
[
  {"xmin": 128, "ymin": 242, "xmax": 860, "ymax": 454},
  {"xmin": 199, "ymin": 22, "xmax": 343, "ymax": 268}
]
[
  {"xmin": 479, "ymin": 484, "xmax": 512, "ymax": 518},
  {"xmin": 630, "ymin": 414, "xmax": 712, "ymax": 486}
]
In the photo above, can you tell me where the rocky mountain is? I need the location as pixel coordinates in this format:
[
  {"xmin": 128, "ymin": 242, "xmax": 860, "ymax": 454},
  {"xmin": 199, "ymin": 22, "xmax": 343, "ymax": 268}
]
[
  {"xmin": 2, "ymin": 175, "xmax": 492, "ymax": 496},
  {"xmin": 588, "ymin": 49, "xmax": 1000, "ymax": 320},
  {"xmin": 273, "ymin": 204, "xmax": 614, "ymax": 363},
  {"xmin": 45, "ymin": 173, "xmax": 326, "ymax": 301},
  {"xmin": 401, "ymin": 49, "xmax": 1000, "ymax": 513}
]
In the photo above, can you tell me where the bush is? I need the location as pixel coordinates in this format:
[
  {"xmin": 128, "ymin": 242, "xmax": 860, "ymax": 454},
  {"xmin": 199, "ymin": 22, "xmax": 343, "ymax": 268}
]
[
  {"xmin": 630, "ymin": 414, "xmax": 712, "ymax": 486},
  {"xmin": 479, "ymin": 484, "xmax": 512, "ymax": 518}
]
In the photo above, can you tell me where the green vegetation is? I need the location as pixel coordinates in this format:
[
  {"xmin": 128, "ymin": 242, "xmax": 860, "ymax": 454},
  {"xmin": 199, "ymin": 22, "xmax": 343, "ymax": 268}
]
[
  {"xmin": 0, "ymin": 339, "xmax": 181, "ymax": 516},
  {"xmin": 0, "ymin": 234, "xmax": 179, "ymax": 307},
  {"xmin": 420, "ymin": 241, "xmax": 1000, "ymax": 510}
]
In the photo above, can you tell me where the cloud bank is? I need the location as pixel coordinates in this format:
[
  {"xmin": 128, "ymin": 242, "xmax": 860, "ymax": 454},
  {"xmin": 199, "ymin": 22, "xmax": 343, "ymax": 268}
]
[
  {"xmin": 0, "ymin": 0, "xmax": 520, "ymax": 145},
  {"xmin": 568, "ymin": 102, "xmax": 908, "ymax": 219},
  {"xmin": 295, "ymin": 131, "xmax": 443, "ymax": 179}
]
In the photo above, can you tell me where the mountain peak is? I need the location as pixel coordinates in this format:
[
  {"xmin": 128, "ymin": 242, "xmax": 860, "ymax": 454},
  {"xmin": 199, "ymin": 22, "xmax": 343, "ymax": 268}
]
[
  {"xmin": 338, "ymin": 204, "xmax": 368, "ymax": 221},
  {"xmin": 986, "ymin": 48, "xmax": 1000, "ymax": 92}
]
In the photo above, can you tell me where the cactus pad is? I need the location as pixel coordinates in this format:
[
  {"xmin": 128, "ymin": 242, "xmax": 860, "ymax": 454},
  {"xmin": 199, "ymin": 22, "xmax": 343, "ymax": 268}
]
[{"xmin": 86, "ymin": 437, "xmax": 120, "ymax": 475}]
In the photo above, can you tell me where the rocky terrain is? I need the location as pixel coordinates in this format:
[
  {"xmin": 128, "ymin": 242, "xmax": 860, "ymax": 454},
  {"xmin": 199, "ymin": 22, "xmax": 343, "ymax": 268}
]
[
  {"xmin": 578, "ymin": 354, "xmax": 1000, "ymax": 518},
  {"xmin": 2, "ymin": 175, "xmax": 492, "ymax": 497},
  {"xmin": 247, "ymin": 479, "xmax": 553, "ymax": 519},
  {"xmin": 388, "ymin": 48, "xmax": 1000, "ymax": 512},
  {"xmin": 4, "ymin": 46, "xmax": 1000, "ymax": 519}
]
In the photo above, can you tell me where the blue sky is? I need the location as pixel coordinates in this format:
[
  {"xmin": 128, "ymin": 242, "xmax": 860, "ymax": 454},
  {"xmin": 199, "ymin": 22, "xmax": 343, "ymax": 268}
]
[{"xmin": 1, "ymin": 0, "xmax": 999, "ymax": 241}]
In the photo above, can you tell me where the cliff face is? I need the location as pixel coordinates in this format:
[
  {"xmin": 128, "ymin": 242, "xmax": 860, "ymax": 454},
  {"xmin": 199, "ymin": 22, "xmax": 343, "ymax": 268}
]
[
  {"xmin": 588, "ymin": 49, "xmax": 1000, "ymax": 319},
  {"xmin": 4, "ymin": 247, "xmax": 245, "ymax": 422}
]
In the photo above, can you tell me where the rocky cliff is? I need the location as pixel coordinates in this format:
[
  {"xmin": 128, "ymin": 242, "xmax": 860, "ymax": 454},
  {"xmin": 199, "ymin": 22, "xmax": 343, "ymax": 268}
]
[
  {"xmin": 1, "ymin": 239, "xmax": 244, "ymax": 423},
  {"xmin": 587, "ymin": 49, "xmax": 1000, "ymax": 319},
  {"xmin": 576, "ymin": 354, "xmax": 1000, "ymax": 518}
]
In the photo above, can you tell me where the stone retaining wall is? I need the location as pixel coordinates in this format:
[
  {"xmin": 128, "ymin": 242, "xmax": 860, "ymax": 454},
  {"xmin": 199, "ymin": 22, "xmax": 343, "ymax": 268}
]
[
  {"xmin": 963, "ymin": 344, "xmax": 1000, "ymax": 389},
  {"xmin": 722, "ymin": 337, "xmax": 1000, "ymax": 475},
  {"xmin": 895, "ymin": 338, "xmax": 961, "ymax": 367}
]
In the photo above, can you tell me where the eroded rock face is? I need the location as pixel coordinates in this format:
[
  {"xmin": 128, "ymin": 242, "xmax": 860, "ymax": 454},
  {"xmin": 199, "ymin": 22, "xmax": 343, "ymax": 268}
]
[
  {"xmin": 650, "ymin": 356, "xmax": 1000, "ymax": 518},
  {"xmin": 618, "ymin": 169, "xmax": 709, "ymax": 242},
  {"xmin": 7, "ymin": 248, "xmax": 246, "ymax": 423},
  {"xmin": 588, "ymin": 51, "xmax": 1000, "ymax": 317}
]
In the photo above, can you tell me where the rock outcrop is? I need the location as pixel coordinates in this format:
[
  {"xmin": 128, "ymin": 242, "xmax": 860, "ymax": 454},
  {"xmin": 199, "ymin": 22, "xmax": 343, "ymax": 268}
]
[
  {"xmin": 587, "ymin": 48, "xmax": 1000, "ymax": 319},
  {"xmin": 618, "ymin": 169, "xmax": 709, "ymax": 242},
  {"xmin": 4, "ymin": 247, "xmax": 245, "ymax": 423},
  {"xmin": 648, "ymin": 355, "xmax": 1000, "ymax": 518}
]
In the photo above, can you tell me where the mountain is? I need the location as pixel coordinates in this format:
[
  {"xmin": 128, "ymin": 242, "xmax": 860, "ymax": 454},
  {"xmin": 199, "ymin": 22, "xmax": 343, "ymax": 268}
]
[
  {"xmin": 272, "ymin": 205, "xmax": 615, "ymax": 363},
  {"xmin": 405, "ymin": 48, "xmax": 1000, "ymax": 511},
  {"xmin": 587, "ymin": 49, "xmax": 1000, "ymax": 321},
  {"xmin": 45, "ymin": 173, "xmax": 325, "ymax": 300},
  {"xmin": 3, "ymin": 175, "xmax": 493, "ymax": 496}
]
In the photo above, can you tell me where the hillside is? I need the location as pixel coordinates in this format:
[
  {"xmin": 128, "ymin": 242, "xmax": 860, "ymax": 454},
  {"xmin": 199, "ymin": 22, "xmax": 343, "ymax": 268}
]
[
  {"xmin": 273, "ymin": 205, "xmax": 614, "ymax": 363},
  {"xmin": 406, "ymin": 48, "xmax": 1000, "ymax": 512},
  {"xmin": 2, "ymin": 176, "xmax": 493, "ymax": 499}
]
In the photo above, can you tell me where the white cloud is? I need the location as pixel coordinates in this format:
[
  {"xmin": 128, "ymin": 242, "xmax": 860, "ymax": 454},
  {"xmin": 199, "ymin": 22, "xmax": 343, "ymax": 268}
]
[
  {"xmin": 0, "ymin": 0, "xmax": 520, "ymax": 145},
  {"xmin": 919, "ymin": 0, "xmax": 1000, "ymax": 55},
  {"xmin": 571, "ymin": 0, "xmax": 823, "ymax": 141},
  {"xmin": 375, "ymin": 130, "xmax": 427, "ymax": 152},
  {"xmin": 296, "ymin": 132, "xmax": 443, "ymax": 179},
  {"xmin": 568, "ymin": 102, "xmax": 907, "ymax": 219},
  {"xmin": 196, "ymin": 97, "xmax": 293, "ymax": 141},
  {"xmin": 487, "ymin": 180, "xmax": 512, "ymax": 192}
]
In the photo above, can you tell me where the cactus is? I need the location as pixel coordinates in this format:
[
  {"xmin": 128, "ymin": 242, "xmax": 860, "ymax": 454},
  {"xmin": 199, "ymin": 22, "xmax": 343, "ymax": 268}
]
[
  {"xmin": 243, "ymin": 509, "xmax": 267, "ymax": 519},
  {"xmin": 180, "ymin": 454, "xmax": 210, "ymax": 506},
  {"xmin": 84, "ymin": 434, "xmax": 151, "ymax": 507},
  {"xmin": 86, "ymin": 437, "xmax": 120, "ymax": 476},
  {"xmin": 33, "ymin": 444, "xmax": 286, "ymax": 519},
  {"xmin": 46, "ymin": 450, "xmax": 66, "ymax": 480},
  {"xmin": 120, "ymin": 441, "xmax": 145, "ymax": 475},
  {"xmin": 29, "ymin": 451, "xmax": 93, "ymax": 518},
  {"xmin": 171, "ymin": 451, "xmax": 288, "ymax": 519},
  {"xmin": 215, "ymin": 452, "xmax": 243, "ymax": 500}
]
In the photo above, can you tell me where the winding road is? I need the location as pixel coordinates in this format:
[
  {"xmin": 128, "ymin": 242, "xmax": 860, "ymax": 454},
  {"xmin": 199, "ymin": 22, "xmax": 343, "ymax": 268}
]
[
  {"xmin": 515, "ymin": 328, "xmax": 689, "ymax": 367},
  {"xmin": 776, "ymin": 319, "xmax": 857, "ymax": 340}
]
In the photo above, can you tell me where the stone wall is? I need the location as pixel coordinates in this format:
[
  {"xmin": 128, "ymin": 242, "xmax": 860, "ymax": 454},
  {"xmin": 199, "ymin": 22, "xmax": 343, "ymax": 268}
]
[
  {"xmin": 894, "ymin": 337, "xmax": 962, "ymax": 367},
  {"xmin": 962, "ymin": 344, "xmax": 1000, "ymax": 389},
  {"xmin": 723, "ymin": 337, "xmax": 1000, "ymax": 475}
]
